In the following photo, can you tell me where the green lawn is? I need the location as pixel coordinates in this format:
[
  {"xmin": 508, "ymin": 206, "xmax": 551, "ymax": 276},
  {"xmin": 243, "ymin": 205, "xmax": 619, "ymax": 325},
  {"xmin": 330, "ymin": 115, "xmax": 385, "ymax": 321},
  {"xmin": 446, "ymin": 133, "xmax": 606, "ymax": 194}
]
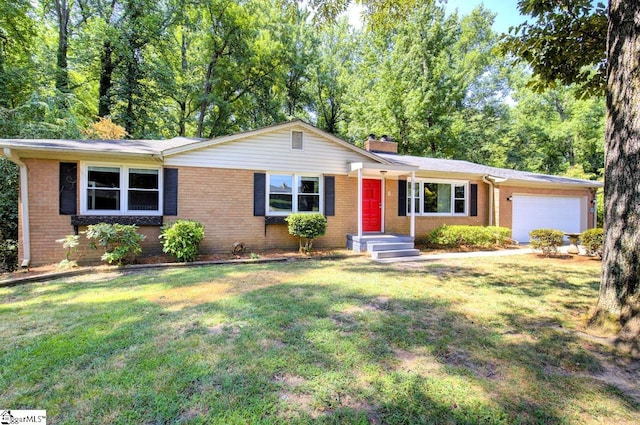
[{"xmin": 1, "ymin": 255, "xmax": 638, "ymax": 424}]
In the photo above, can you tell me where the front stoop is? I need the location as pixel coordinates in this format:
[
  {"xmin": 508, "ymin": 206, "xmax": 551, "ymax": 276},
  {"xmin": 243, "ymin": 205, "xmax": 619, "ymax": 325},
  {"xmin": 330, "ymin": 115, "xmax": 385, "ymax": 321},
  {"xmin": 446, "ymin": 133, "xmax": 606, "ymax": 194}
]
[{"xmin": 346, "ymin": 233, "xmax": 420, "ymax": 259}]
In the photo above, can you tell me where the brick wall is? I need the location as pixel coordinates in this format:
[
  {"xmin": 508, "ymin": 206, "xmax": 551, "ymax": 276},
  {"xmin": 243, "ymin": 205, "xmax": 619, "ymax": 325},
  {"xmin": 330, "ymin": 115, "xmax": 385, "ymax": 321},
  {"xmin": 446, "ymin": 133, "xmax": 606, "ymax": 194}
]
[
  {"xmin": 17, "ymin": 159, "xmax": 597, "ymax": 266},
  {"xmin": 172, "ymin": 168, "xmax": 359, "ymax": 254},
  {"xmin": 21, "ymin": 159, "xmax": 168, "ymax": 266}
]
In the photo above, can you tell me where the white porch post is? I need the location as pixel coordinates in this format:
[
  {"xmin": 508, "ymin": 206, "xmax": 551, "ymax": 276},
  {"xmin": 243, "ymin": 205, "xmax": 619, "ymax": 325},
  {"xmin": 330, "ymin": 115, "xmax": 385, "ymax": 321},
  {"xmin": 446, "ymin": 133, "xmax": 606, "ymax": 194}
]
[
  {"xmin": 357, "ymin": 168, "xmax": 363, "ymax": 238},
  {"xmin": 410, "ymin": 171, "xmax": 415, "ymax": 238}
]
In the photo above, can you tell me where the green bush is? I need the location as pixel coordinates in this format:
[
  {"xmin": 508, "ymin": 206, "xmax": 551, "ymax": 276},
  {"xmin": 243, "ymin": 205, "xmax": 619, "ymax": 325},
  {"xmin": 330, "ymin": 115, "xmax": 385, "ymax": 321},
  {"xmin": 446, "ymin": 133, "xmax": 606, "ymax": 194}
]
[
  {"xmin": 529, "ymin": 228, "xmax": 565, "ymax": 257},
  {"xmin": 0, "ymin": 239, "xmax": 18, "ymax": 272},
  {"xmin": 85, "ymin": 223, "xmax": 145, "ymax": 265},
  {"xmin": 581, "ymin": 228, "xmax": 604, "ymax": 258},
  {"xmin": 160, "ymin": 220, "xmax": 205, "ymax": 262},
  {"xmin": 426, "ymin": 225, "xmax": 512, "ymax": 248},
  {"xmin": 285, "ymin": 213, "xmax": 328, "ymax": 253}
]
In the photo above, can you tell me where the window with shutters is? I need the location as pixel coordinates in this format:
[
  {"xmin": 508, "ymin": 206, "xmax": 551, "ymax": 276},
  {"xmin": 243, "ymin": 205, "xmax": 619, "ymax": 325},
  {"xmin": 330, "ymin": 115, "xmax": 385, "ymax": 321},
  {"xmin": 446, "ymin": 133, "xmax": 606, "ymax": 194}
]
[
  {"xmin": 267, "ymin": 173, "xmax": 322, "ymax": 215},
  {"xmin": 80, "ymin": 163, "xmax": 162, "ymax": 215},
  {"xmin": 407, "ymin": 179, "xmax": 468, "ymax": 216}
]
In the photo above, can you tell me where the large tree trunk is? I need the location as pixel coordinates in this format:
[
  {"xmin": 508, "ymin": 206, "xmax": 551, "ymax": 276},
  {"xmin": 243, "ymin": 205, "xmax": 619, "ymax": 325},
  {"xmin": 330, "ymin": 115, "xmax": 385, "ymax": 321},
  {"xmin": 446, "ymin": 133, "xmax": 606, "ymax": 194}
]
[
  {"xmin": 54, "ymin": 0, "xmax": 70, "ymax": 93},
  {"xmin": 98, "ymin": 41, "xmax": 114, "ymax": 117},
  {"xmin": 596, "ymin": 0, "xmax": 640, "ymax": 328}
]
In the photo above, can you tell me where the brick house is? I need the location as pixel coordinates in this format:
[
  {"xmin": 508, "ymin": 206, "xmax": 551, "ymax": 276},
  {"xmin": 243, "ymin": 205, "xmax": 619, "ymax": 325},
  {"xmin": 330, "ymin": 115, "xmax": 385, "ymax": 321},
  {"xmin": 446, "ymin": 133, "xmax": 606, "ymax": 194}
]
[{"xmin": 0, "ymin": 120, "xmax": 602, "ymax": 266}]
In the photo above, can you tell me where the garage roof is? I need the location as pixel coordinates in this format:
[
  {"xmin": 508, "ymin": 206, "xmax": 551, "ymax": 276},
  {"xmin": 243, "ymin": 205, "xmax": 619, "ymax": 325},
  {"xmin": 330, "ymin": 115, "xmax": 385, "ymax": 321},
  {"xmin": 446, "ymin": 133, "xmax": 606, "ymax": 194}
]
[{"xmin": 377, "ymin": 153, "xmax": 603, "ymax": 188}]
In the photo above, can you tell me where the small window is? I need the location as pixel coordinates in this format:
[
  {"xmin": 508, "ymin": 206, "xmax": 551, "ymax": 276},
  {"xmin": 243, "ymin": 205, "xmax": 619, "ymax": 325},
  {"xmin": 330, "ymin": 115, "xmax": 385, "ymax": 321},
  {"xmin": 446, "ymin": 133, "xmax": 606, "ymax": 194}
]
[
  {"xmin": 128, "ymin": 168, "xmax": 159, "ymax": 211},
  {"xmin": 291, "ymin": 131, "xmax": 304, "ymax": 150},
  {"xmin": 269, "ymin": 174, "xmax": 293, "ymax": 213},
  {"xmin": 88, "ymin": 166, "xmax": 121, "ymax": 211},
  {"xmin": 297, "ymin": 176, "xmax": 320, "ymax": 212},
  {"xmin": 454, "ymin": 184, "xmax": 466, "ymax": 214}
]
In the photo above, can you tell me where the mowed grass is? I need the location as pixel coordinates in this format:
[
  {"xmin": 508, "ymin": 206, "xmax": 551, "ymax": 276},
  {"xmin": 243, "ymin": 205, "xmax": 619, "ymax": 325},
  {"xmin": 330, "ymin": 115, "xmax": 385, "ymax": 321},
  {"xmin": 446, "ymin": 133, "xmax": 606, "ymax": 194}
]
[{"xmin": 1, "ymin": 255, "xmax": 638, "ymax": 424}]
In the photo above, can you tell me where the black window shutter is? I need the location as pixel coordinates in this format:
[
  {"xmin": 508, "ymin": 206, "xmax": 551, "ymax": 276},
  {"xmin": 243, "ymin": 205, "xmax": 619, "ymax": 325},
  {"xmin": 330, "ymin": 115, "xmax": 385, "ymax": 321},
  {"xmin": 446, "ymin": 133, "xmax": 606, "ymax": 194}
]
[
  {"xmin": 398, "ymin": 179, "xmax": 407, "ymax": 216},
  {"xmin": 254, "ymin": 173, "xmax": 266, "ymax": 216},
  {"xmin": 59, "ymin": 162, "xmax": 77, "ymax": 215},
  {"xmin": 324, "ymin": 176, "xmax": 335, "ymax": 216},
  {"xmin": 470, "ymin": 183, "xmax": 478, "ymax": 217},
  {"xmin": 163, "ymin": 168, "xmax": 179, "ymax": 216}
]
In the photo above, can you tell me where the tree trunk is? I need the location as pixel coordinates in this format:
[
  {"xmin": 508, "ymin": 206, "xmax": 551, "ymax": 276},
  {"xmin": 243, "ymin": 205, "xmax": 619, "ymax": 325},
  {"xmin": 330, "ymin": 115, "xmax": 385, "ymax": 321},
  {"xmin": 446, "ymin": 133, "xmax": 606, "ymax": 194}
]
[
  {"xmin": 55, "ymin": 0, "xmax": 70, "ymax": 93},
  {"xmin": 98, "ymin": 41, "xmax": 114, "ymax": 117},
  {"xmin": 596, "ymin": 0, "xmax": 640, "ymax": 324}
]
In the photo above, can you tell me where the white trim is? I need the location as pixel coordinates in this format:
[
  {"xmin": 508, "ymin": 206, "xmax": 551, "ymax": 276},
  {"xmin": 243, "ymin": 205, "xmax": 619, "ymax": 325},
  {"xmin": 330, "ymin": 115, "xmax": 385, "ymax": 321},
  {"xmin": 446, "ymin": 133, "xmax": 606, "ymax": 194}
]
[
  {"xmin": 265, "ymin": 172, "xmax": 323, "ymax": 216},
  {"xmin": 80, "ymin": 161, "xmax": 163, "ymax": 216}
]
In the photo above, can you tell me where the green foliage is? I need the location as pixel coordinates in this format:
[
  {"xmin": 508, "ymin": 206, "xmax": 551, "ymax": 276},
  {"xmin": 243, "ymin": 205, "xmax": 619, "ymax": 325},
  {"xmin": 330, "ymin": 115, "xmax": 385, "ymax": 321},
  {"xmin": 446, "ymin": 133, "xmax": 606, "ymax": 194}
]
[
  {"xmin": 85, "ymin": 223, "xmax": 145, "ymax": 265},
  {"xmin": 0, "ymin": 158, "xmax": 18, "ymax": 242},
  {"xmin": 0, "ymin": 238, "xmax": 18, "ymax": 273},
  {"xmin": 426, "ymin": 225, "xmax": 512, "ymax": 248},
  {"xmin": 581, "ymin": 228, "xmax": 604, "ymax": 258},
  {"xmin": 529, "ymin": 228, "xmax": 565, "ymax": 257},
  {"xmin": 56, "ymin": 234, "xmax": 80, "ymax": 269},
  {"xmin": 285, "ymin": 213, "xmax": 328, "ymax": 253},
  {"xmin": 160, "ymin": 220, "xmax": 205, "ymax": 262},
  {"xmin": 502, "ymin": 0, "xmax": 607, "ymax": 95},
  {"xmin": 0, "ymin": 158, "xmax": 19, "ymax": 272}
]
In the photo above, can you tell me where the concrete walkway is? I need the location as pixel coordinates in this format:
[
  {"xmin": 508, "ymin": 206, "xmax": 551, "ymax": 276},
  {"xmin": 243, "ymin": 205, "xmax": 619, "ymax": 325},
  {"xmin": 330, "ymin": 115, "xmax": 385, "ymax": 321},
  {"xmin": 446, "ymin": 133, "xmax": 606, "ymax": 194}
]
[{"xmin": 374, "ymin": 247, "xmax": 536, "ymax": 263}]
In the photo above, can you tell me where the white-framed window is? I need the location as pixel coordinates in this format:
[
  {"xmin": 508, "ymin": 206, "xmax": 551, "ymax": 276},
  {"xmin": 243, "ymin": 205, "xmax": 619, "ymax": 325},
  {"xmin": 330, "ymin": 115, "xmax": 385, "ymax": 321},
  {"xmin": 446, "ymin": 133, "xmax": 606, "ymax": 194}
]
[
  {"xmin": 81, "ymin": 163, "xmax": 163, "ymax": 215},
  {"xmin": 267, "ymin": 173, "xmax": 321, "ymax": 215},
  {"xmin": 407, "ymin": 179, "xmax": 468, "ymax": 216},
  {"xmin": 291, "ymin": 130, "xmax": 304, "ymax": 150}
]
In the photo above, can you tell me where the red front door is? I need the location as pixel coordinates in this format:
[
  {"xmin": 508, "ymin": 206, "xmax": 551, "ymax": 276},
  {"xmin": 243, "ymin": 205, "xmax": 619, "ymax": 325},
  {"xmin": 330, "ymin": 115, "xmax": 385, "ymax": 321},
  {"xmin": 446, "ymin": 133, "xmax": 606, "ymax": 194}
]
[{"xmin": 362, "ymin": 179, "xmax": 382, "ymax": 232}]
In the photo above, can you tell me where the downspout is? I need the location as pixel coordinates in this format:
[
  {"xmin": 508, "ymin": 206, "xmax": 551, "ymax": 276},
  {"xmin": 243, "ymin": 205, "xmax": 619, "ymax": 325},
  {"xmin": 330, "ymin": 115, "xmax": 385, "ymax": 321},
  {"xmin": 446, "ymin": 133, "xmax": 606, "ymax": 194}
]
[
  {"xmin": 482, "ymin": 175, "xmax": 495, "ymax": 226},
  {"xmin": 2, "ymin": 148, "xmax": 30, "ymax": 267}
]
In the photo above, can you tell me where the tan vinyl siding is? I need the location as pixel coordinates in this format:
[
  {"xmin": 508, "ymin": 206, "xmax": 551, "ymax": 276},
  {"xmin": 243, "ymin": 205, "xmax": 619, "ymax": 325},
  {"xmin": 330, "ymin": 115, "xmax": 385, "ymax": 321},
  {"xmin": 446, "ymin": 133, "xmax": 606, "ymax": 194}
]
[{"xmin": 164, "ymin": 126, "xmax": 370, "ymax": 175}]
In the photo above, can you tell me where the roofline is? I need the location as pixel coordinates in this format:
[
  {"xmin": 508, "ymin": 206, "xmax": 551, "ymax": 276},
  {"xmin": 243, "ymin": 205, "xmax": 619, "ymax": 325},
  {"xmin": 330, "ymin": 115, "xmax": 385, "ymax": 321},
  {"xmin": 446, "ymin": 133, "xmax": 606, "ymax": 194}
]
[
  {"xmin": 162, "ymin": 119, "xmax": 393, "ymax": 165},
  {"xmin": 0, "ymin": 140, "xmax": 163, "ymax": 160}
]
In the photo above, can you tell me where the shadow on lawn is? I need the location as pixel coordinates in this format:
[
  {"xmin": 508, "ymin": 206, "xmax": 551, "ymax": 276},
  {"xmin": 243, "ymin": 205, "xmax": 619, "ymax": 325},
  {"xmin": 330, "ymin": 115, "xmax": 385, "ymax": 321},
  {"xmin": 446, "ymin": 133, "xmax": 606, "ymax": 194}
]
[{"xmin": 0, "ymin": 259, "xmax": 637, "ymax": 424}]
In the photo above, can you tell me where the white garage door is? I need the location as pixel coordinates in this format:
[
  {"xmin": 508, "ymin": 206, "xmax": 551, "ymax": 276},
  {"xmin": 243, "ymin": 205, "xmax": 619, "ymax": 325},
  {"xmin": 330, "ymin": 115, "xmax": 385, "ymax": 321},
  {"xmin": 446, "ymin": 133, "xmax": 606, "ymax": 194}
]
[{"xmin": 511, "ymin": 195, "xmax": 585, "ymax": 243}]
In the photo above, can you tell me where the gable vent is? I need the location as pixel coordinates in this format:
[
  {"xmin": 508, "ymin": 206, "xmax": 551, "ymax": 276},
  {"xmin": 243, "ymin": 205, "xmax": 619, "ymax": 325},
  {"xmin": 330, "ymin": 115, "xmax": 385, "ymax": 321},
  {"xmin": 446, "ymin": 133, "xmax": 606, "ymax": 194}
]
[{"xmin": 291, "ymin": 131, "xmax": 304, "ymax": 150}]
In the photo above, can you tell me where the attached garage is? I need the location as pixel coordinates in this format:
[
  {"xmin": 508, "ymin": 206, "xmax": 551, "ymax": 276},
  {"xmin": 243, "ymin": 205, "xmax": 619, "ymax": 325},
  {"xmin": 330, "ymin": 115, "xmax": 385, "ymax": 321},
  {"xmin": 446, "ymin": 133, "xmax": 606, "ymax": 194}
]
[{"xmin": 511, "ymin": 195, "xmax": 587, "ymax": 242}]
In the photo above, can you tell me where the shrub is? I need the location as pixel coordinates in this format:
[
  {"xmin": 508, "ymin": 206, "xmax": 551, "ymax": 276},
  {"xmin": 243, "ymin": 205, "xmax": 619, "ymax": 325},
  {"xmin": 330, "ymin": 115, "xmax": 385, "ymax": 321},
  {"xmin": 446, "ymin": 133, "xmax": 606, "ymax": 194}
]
[
  {"xmin": 426, "ymin": 225, "xmax": 512, "ymax": 248},
  {"xmin": 529, "ymin": 228, "xmax": 565, "ymax": 257},
  {"xmin": 160, "ymin": 220, "xmax": 205, "ymax": 262},
  {"xmin": 56, "ymin": 234, "xmax": 80, "ymax": 269},
  {"xmin": 0, "ymin": 239, "xmax": 18, "ymax": 272},
  {"xmin": 286, "ymin": 213, "xmax": 328, "ymax": 254},
  {"xmin": 85, "ymin": 223, "xmax": 145, "ymax": 265},
  {"xmin": 581, "ymin": 228, "xmax": 604, "ymax": 258}
]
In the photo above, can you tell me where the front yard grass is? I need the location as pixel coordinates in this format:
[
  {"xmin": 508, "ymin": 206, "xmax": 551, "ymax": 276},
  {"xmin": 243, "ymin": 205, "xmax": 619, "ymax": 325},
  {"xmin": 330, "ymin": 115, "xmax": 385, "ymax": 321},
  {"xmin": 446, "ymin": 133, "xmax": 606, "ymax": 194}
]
[{"xmin": 1, "ymin": 255, "xmax": 638, "ymax": 424}]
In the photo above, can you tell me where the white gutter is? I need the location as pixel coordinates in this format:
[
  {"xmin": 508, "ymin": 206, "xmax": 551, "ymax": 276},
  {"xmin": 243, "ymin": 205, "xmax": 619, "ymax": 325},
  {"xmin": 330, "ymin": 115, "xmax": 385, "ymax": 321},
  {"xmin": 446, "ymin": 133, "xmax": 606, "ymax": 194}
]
[
  {"xmin": 482, "ymin": 175, "xmax": 507, "ymax": 227},
  {"xmin": 2, "ymin": 148, "xmax": 30, "ymax": 267}
]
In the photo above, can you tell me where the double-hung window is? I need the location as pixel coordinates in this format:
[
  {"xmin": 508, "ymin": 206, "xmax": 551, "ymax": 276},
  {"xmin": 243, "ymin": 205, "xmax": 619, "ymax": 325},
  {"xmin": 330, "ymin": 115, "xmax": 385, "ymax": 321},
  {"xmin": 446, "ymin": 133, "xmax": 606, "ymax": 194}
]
[
  {"xmin": 268, "ymin": 174, "xmax": 321, "ymax": 215},
  {"xmin": 407, "ymin": 179, "xmax": 468, "ymax": 216},
  {"xmin": 83, "ymin": 164, "xmax": 162, "ymax": 215}
]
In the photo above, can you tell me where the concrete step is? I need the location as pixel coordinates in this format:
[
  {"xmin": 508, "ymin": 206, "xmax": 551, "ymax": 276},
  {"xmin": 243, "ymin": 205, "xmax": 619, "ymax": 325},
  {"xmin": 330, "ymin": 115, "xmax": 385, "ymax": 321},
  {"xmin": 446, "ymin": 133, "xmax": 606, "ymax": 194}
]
[
  {"xmin": 367, "ymin": 242, "xmax": 415, "ymax": 252},
  {"xmin": 371, "ymin": 249, "xmax": 421, "ymax": 259}
]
